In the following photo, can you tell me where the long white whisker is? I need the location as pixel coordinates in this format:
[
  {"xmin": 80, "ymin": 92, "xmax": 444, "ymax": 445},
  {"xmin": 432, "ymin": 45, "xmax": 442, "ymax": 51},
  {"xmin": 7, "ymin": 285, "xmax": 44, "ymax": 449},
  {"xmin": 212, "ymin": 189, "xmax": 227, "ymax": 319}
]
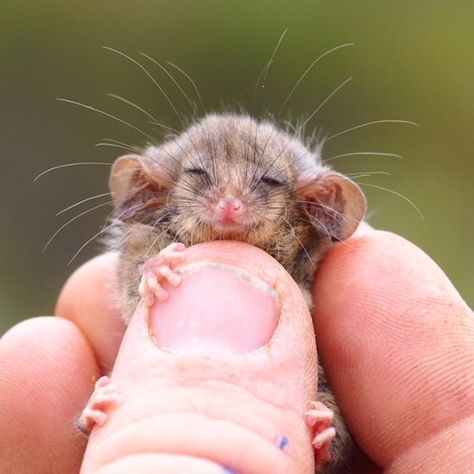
[
  {"xmin": 261, "ymin": 28, "xmax": 288, "ymax": 88},
  {"xmin": 321, "ymin": 120, "xmax": 420, "ymax": 145},
  {"xmin": 359, "ymin": 182, "xmax": 424, "ymax": 221},
  {"xmin": 111, "ymin": 213, "xmax": 153, "ymax": 251},
  {"xmin": 107, "ymin": 93, "xmax": 161, "ymax": 123},
  {"xmin": 143, "ymin": 215, "xmax": 172, "ymax": 256},
  {"xmin": 147, "ymin": 120, "xmax": 180, "ymax": 133},
  {"xmin": 101, "ymin": 137, "xmax": 142, "ymax": 151},
  {"xmin": 57, "ymin": 98, "xmax": 156, "ymax": 142},
  {"xmin": 253, "ymin": 28, "xmax": 288, "ymax": 100},
  {"xmin": 279, "ymin": 43, "xmax": 354, "ymax": 114},
  {"xmin": 303, "ymin": 76, "xmax": 353, "ymax": 127},
  {"xmin": 43, "ymin": 200, "xmax": 113, "ymax": 253},
  {"xmin": 95, "ymin": 142, "xmax": 140, "ymax": 153},
  {"xmin": 140, "ymin": 52, "xmax": 196, "ymax": 113},
  {"xmin": 323, "ymin": 151, "xmax": 402, "ymax": 163},
  {"xmin": 103, "ymin": 46, "xmax": 184, "ymax": 125},
  {"xmin": 166, "ymin": 61, "xmax": 205, "ymax": 113},
  {"xmin": 33, "ymin": 162, "xmax": 112, "ymax": 182},
  {"xmin": 67, "ymin": 222, "xmax": 114, "ymax": 266},
  {"xmin": 296, "ymin": 200, "xmax": 360, "ymax": 226},
  {"xmin": 346, "ymin": 171, "xmax": 390, "ymax": 178},
  {"xmin": 56, "ymin": 192, "xmax": 112, "ymax": 216},
  {"xmin": 283, "ymin": 217, "xmax": 315, "ymax": 268}
]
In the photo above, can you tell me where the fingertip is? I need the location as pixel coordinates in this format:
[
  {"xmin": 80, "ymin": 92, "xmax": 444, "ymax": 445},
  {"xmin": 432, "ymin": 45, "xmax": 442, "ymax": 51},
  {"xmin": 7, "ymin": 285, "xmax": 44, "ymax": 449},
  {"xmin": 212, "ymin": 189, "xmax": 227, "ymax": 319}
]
[
  {"xmin": 55, "ymin": 252, "xmax": 125, "ymax": 372},
  {"xmin": 55, "ymin": 252, "xmax": 119, "ymax": 316},
  {"xmin": 316, "ymin": 227, "xmax": 471, "ymax": 345},
  {"xmin": 0, "ymin": 316, "xmax": 97, "ymax": 473},
  {"xmin": 315, "ymin": 229, "xmax": 467, "ymax": 325},
  {"xmin": 313, "ymin": 230, "xmax": 474, "ymax": 466}
]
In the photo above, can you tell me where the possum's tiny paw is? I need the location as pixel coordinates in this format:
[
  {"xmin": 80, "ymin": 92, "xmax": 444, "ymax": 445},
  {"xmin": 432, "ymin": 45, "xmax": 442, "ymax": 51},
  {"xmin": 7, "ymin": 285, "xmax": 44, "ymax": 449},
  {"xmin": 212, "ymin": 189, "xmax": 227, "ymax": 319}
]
[
  {"xmin": 77, "ymin": 376, "xmax": 122, "ymax": 435},
  {"xmin": 138, "ymin": 242, "xmax": 186, "ymax": 306},
  {"xmin": 305, "ymin": 401, "xmax": 336, "ymax": 471}
]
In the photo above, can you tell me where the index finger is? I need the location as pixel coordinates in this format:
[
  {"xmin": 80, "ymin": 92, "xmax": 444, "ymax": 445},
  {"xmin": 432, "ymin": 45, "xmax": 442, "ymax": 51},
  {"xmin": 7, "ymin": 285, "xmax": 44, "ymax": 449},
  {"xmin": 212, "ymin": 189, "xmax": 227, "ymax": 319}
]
[
  {"xmin": 55, "ymin": 252, "xmax": 125, "ymax": 372},
  {"xmin": 314, "ymin": 229, "xmax": 474, "ymax": 470}
]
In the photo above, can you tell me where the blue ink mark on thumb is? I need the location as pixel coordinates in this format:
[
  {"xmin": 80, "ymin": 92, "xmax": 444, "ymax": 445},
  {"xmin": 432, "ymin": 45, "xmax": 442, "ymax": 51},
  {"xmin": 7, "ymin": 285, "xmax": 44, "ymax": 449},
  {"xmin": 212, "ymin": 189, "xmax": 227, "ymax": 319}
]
[
  {"xmin": 276, "ymin": 433, "xmax": 289, "ymax": 450},
  {"xmin": 222, "ymin": 466, "xmax": 240, "ymax": 474}
]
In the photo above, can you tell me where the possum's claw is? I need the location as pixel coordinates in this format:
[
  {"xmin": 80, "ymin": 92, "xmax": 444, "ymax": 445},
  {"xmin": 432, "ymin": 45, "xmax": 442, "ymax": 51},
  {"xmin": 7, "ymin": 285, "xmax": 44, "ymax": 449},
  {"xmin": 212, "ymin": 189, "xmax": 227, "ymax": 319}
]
[
  {"xmin": 305, "ymin": 401, "xmax": 336, "ymax": 471},
  {"xmin": 139, "ymin": 242, "xmax": 186, "ymax": 306},
  {"xmin": 77, "ymin": 376, "xmax": 122, "ymax": 435}
]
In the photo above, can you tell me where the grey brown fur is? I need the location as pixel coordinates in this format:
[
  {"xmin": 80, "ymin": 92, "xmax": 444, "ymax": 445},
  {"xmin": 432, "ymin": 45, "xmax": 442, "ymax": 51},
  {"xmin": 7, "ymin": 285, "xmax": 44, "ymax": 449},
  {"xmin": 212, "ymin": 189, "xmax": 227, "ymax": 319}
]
[{"xmin": 108, "ymin": 113, "xmax": 366, "ymax": 473}]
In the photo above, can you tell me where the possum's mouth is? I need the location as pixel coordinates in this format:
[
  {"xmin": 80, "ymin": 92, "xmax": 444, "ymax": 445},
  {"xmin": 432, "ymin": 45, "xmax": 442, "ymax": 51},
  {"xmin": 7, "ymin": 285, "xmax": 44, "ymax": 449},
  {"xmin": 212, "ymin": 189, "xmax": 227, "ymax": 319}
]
[
  {"xmin": 195, "ymin": 212, "xmax": 266, "ymax": 241},
  {"xmin": 201, "ymin": 214, "xmax": 251, "ymax": 236},
  {"xmin": 212, "ymin": 220, "xmax": 245, "ymax": 234},
  {"xmin": 210, "ymin": 225, "xmax": 248, "ymax": 241}
]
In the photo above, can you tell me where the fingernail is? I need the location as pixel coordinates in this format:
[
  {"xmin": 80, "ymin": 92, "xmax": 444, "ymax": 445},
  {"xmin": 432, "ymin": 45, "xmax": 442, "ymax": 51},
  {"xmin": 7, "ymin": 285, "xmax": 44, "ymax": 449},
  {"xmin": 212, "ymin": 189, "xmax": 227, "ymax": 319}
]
[{"xmin": 148, "ymin": 263, "xmax": 279, "ymax": 355}]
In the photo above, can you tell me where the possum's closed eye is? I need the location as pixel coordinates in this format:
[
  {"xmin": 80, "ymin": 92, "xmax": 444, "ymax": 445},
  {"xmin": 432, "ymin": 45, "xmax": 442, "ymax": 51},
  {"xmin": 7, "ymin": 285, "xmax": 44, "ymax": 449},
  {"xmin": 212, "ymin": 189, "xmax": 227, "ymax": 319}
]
[
  {"xmin": 184, "ymin": 167, "xmax": 208, "ymax": 176},
  {"xmin": 259, "ymin": 174, "xmax": 285, "ymax": 187}
]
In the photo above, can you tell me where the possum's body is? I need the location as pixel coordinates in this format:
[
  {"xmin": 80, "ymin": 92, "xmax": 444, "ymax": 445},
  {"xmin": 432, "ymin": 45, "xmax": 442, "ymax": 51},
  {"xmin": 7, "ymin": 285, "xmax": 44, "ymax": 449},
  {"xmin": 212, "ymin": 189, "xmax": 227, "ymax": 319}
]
[{"xmin": 108, "ymin": 113, "xmax": 366, "ymax": 473}]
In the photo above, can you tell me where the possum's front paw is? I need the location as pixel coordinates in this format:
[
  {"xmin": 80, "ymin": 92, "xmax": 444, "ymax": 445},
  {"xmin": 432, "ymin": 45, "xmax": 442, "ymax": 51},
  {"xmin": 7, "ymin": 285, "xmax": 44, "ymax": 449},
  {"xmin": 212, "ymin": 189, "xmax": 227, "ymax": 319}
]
[
  {"xmin": 77, "ymin": 376, "xmax": 122, "ymax": 435},
  {"xmin": 138, "ymin": 242, "xmax": 187, "ymax": 306},
  {"xmin": 305, "ymin": 401, "xmax": 336, "ymax": 471}
]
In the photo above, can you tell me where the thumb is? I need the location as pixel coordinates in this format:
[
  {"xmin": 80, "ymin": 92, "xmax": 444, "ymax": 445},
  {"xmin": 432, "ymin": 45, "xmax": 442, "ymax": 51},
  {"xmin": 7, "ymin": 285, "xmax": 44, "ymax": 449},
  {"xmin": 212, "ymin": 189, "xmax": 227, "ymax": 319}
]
[{"xmin": 81, "ymin": 241, "xmax": 319, "ymax": 474}]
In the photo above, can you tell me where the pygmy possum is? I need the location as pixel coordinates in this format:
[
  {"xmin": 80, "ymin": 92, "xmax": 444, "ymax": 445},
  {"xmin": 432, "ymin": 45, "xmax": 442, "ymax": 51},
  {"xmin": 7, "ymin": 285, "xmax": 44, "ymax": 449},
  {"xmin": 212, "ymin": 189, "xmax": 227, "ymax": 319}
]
[{"xmin": 79, "ymin": 113, "xmax": 367, "ymax": 474}]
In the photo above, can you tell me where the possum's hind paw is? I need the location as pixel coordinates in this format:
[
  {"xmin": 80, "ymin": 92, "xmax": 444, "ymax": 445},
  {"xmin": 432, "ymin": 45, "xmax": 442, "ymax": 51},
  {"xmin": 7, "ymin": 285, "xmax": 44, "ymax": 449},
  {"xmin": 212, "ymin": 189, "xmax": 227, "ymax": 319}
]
[
  {"xmin": 77, "ymin": 376, "xmax": 122, "ymax": 435},
  {"xmin": 138, "ymin": 242, "xmax": 186, "ymax": 306},
  {"xmin": 305, "ymin": 401, "xmax": 336, "ymax": 471}
]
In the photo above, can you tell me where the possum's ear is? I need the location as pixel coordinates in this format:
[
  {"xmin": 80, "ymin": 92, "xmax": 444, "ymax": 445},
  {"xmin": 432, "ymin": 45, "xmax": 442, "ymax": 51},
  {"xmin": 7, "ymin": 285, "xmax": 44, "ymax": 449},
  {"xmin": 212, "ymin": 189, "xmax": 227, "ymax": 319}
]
[
  {"xmin": 298, "ymin": 172, "xmax": 366, "ymax": 241},
  {"xmin": 109, "ymin": 154, "xmax": 174, "ymax": 223}
]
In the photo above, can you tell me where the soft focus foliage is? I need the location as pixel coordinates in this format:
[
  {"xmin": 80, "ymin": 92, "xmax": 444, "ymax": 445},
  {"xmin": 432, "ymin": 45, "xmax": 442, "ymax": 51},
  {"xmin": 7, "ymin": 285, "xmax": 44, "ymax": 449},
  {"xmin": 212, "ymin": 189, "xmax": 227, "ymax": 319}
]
[{"xmin": 1, "ymin": 1, "xmax": 472, "ymax": 331}]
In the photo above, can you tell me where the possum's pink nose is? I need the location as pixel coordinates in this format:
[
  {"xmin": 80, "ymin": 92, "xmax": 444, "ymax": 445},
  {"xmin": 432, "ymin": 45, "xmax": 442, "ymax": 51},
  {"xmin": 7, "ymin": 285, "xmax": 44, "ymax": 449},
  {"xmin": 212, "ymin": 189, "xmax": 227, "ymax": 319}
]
[{"xmin": 215, "ymin": 197, "xmax": 244, "ymax": 222}]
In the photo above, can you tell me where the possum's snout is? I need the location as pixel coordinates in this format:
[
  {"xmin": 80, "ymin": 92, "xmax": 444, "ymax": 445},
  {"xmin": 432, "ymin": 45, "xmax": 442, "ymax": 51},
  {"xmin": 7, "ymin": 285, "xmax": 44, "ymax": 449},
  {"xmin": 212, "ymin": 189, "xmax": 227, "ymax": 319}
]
[{"xmin": 214, "ymin": 196, "xmax": 245, "ymax": 225}]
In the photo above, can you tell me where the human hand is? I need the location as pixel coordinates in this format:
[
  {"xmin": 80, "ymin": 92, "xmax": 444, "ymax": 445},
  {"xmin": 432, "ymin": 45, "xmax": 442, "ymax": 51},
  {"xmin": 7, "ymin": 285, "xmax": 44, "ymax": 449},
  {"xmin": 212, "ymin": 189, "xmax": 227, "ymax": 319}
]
[
  {"xmin": 313, "ymin": 226, "xmax": 474, "ymax": 472},
  {"xmin": 0, "ymin": 229, "xmax": 472, "ymax": 473}
]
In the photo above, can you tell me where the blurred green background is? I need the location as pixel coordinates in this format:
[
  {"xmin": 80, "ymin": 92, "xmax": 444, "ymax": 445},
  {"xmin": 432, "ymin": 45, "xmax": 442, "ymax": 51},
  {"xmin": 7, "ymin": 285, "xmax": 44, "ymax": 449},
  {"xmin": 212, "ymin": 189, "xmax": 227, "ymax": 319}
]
[{"xmin": 1, "ymin": 1, "xmax": 472, "ymax": 333}]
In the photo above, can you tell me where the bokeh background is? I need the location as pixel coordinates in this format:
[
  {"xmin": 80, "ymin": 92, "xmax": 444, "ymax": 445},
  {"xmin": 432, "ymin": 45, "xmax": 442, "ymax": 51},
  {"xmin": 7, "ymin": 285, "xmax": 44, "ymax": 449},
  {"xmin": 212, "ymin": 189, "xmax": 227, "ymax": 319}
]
[{"xmin": 1, "ymin": 1, "xmax": 472, "ymax": 333}]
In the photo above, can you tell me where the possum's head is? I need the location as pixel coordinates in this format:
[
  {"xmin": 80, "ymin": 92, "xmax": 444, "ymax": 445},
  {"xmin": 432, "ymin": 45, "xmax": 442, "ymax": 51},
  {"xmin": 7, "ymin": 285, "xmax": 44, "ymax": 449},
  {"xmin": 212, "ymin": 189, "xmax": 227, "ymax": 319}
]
[{"xmin": 109, "ymin": 114, "xmax": 366, "ymax": 248}]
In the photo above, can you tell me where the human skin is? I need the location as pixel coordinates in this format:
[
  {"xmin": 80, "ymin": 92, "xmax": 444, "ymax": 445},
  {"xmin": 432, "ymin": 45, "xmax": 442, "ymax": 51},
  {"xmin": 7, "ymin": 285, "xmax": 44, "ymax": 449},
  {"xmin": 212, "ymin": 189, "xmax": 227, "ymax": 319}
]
[{"xmin": 0, "ymin": 227, "xmax": 473, "ymax": 473}]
